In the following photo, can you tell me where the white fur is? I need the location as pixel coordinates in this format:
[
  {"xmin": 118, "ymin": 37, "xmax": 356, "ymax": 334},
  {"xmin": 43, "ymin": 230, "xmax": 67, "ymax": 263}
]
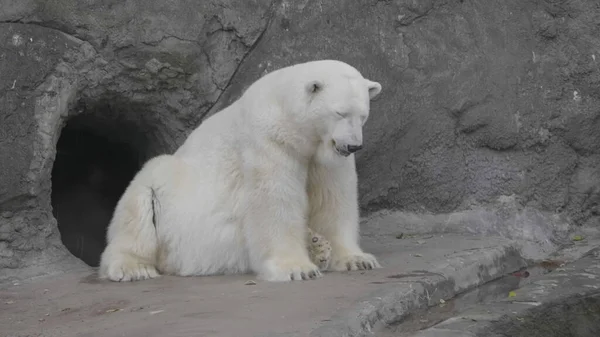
[{"xmin": 98, "ymin": 60, "xmax": 383, "ymax": 282}]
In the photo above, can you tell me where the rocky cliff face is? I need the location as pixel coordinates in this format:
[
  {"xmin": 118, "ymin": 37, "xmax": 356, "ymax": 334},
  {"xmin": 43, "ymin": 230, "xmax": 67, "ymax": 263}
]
[{"xmin": 0, "ymin": 0, "xmax": 599, "ymax": 279}]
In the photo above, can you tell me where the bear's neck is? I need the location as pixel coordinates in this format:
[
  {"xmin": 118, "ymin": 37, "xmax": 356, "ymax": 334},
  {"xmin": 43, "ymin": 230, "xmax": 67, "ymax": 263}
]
[
  {"xmin": 267, "ymin": 126, "xmax": 318, "ymax": 160},
  {"xmin": 242, "ymin": 106, "xmax": 319, "ymax": 160}
]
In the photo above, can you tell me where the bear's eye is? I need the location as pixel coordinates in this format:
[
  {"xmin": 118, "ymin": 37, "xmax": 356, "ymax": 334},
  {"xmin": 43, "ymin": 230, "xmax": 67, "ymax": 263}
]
[
  {"xmin": 311, "ymin": 82, "xmax": 321, "ymax": 93},
  {"xmin": 335, "ymin": 111, "xmax": 347, "ymax": 118}
]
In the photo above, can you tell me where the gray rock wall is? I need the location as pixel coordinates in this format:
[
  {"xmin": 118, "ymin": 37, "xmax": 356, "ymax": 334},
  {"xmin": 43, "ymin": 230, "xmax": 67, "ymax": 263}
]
[{"xmin": 0, "ymin": 0, "xmax": 599, "ymax": 279}]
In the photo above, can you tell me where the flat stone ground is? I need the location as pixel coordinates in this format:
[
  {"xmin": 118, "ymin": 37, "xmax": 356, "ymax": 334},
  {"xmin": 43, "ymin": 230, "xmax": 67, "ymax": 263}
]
[{"xmin": 0, "ymin": 234, "xmax": 533, "ymax": 337}]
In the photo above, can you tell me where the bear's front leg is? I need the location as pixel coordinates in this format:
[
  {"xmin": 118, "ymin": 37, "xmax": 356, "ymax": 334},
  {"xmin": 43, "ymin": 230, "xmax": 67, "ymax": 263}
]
[
  {"xmin": 308, "ymin": 155, "xmax": 381, "ymax": 272},
  {"xmin": 243, "ymin": 155, "xmax": 322, "ymax": 282}
]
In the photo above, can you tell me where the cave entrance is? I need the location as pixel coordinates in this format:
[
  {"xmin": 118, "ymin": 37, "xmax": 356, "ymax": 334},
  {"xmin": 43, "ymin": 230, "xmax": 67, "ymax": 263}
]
[{"xmin": 51, "ymin": 113, "xmax": 147, "ymax": 267}]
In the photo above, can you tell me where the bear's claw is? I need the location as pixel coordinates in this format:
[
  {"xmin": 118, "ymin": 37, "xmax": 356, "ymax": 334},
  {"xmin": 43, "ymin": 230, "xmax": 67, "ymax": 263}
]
[
  {"xmin": 260, "ymin": 258, "xmax": 322, "ymax": 282},
  {"xmin": 330, "ymin": 253, "xmax": 381, "ymax": 272},
  {"xmin": 292, "ymin": 269, "xmax": 321, "ymax": 280}
]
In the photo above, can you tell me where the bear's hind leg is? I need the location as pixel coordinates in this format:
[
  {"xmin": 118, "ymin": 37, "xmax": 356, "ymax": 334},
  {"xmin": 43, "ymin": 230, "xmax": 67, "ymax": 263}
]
[
  {"xmin": 99, "ymin": 182, "xmax": 160, "ymax": 282},
  {"xmin": 98, "ymin": 156, "xmax": 171, "ymax": 282}
]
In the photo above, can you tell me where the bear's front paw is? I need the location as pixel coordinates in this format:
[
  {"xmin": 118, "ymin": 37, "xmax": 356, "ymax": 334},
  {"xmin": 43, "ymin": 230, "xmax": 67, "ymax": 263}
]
[
  {"xmin": 330, "ymin": 252, "xmax": 381, "ymax": 272},
  {"xmin": 307, "ymin": 228, "xmax": 332, "ymax": 271},
  {"xmin": 259, "ymin": 258, "xmax": 322, "ymax": 282}
]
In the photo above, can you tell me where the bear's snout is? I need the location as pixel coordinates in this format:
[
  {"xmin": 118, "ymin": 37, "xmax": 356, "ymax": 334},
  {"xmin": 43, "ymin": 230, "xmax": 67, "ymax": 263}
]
[
  {"xmin": 334, "ymin": 143, "xmax": 363, "ymax": 157},
  {"xmin": 346, "ymin": 145, "xmax": 362, "ymax": 153}
]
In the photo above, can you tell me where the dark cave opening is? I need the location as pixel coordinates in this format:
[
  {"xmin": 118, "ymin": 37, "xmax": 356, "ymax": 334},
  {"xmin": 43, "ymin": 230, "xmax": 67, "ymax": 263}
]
[{"xmin": 51, "ymin": 114, "xmax": 147, "ymax": 267}]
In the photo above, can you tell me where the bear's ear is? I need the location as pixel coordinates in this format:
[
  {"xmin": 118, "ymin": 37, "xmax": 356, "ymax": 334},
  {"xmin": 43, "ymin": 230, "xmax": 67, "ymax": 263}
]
[
  {"xmin": 306, "ymin": 80, "xmax": 324, "ymax": 95},
  {"xmin": 366, "ymin": 80, "xmax": 382, "ymax": 100}
]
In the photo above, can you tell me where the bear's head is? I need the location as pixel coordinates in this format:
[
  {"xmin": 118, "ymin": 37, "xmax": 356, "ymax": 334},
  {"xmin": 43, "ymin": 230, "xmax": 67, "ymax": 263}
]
[
  {"xmin": 291, "ymin": 60, "xmax": 382, "ymax": 160},
  {"xmin": 245, "ymin": 60, "xmax": 382, "ymax": 160}
]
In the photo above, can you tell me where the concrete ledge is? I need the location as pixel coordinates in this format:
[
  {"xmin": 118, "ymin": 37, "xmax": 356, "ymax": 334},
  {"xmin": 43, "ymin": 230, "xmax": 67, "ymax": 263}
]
[
  {"xmin": 309, "ymin": 243, "xmax": 527, "ymax": 337},
  {"xmin": 389, "ymin": 248, "xmax": 600, "ymax": 337}
]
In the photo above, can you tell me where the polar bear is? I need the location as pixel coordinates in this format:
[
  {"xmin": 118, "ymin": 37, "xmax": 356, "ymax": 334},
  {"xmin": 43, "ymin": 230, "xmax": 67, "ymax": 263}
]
[{"xmin": 99, "ymin": 59, "xmax": 382, "ymax": 282}]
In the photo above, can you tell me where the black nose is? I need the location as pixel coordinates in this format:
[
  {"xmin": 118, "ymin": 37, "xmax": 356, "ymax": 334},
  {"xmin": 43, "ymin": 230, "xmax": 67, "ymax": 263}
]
[{"xmin": 346, "ymin": 145, "xmax": 363, "ymax": 153}]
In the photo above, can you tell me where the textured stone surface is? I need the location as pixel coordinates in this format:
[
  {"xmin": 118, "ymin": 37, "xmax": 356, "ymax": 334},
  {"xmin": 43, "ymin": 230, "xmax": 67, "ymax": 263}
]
[
  {"xmin": 205, "ymin": 0, "xmax": 600, "ymax": 229},
  {"xmin": 0, "ymin": 0, "xmax": 273, "ymax": 276},
  {"xmin": 0, "ymin": 0, "xmax": 599, "ymax": 278},
  {"xmin": 205, "ymin": 0, "xmax": 592, "ymax": 217},
  {"xmin": 0, "ymin": 23, "xmax": 84, "ymax": 274}
]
